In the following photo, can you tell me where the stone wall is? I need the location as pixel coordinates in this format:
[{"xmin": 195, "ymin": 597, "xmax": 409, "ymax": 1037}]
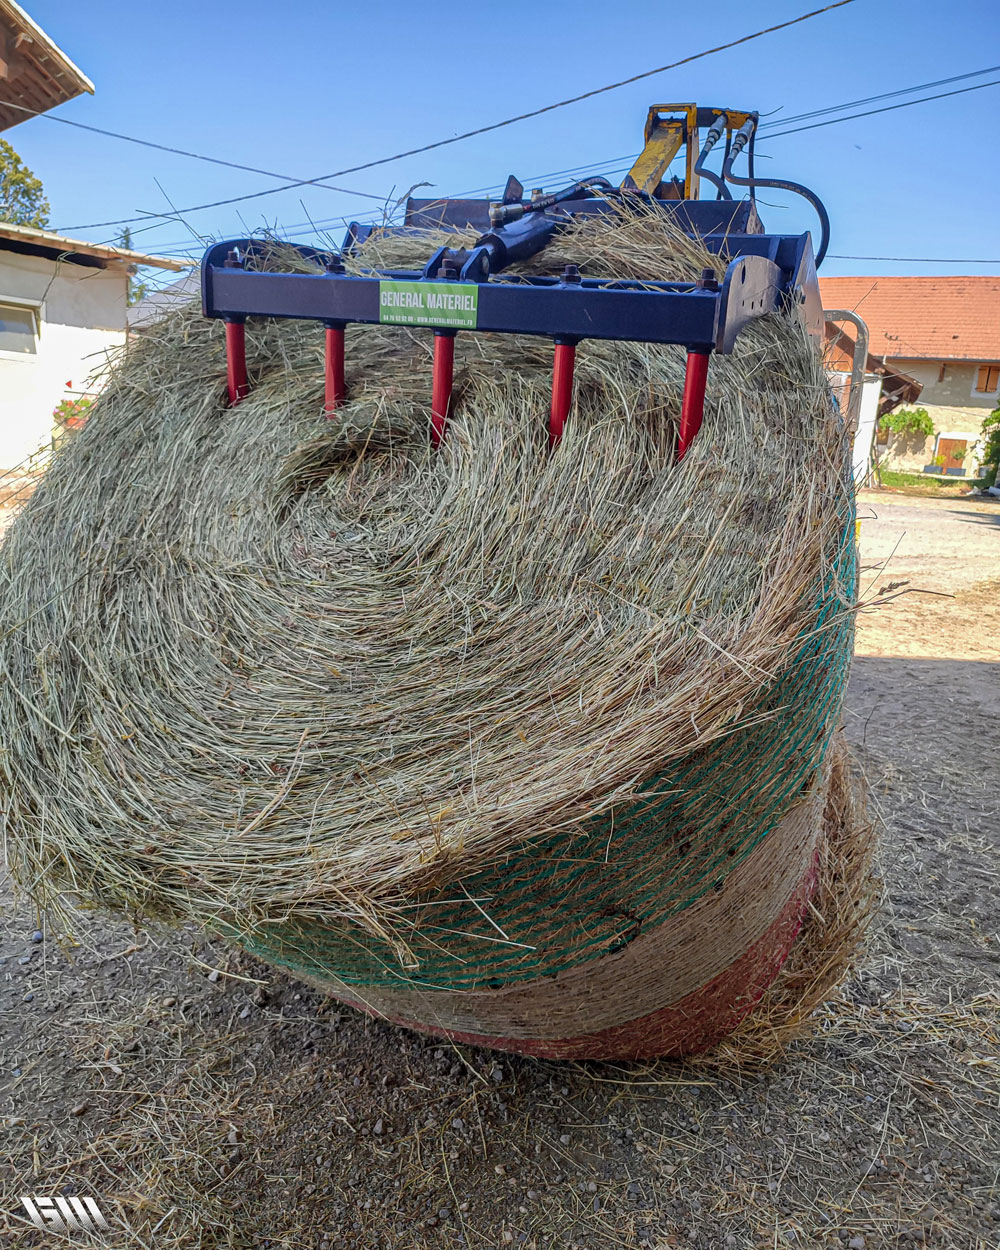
[{"xmin": 877, "ymin": 358, "xmax": 997, "ymax": 476}]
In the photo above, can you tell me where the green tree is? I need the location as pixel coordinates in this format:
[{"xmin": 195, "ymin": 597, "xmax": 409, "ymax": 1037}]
[
  {"xmin": 980, "ymin": 406, "xmax": 1000, "ymax": 488},
  {"xmin": 0, "ymin": 139, "xmax": 50, "ymax": 227},
  {"xmin": 117, "ymin": 227, "xmax": 149, "ymax": 307}
]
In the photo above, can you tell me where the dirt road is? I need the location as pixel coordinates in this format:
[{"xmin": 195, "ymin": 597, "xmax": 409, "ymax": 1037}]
[
  {"xmin": 855, "ymin": 491, "xmax": 1000, "ymax": 661},
  {"xmin": 2, "ymin": 491, "xmax": 998, "ymax": 1250}
]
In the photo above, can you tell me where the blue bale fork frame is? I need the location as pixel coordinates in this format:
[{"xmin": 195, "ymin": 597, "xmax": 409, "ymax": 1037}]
[{"xmin": 201, "ymin": 105, "xmax": 829, "ymax": 457}]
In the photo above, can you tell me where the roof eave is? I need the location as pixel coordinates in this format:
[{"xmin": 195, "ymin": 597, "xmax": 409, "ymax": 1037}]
[
  {"xmin": 0, "ymin": 222, "xmax": 190, "ymax": 271},
  {"xmin": 0, "ymin": 0, "xmax": 94, "ymax": 96},
  {"xmin": 881, "ymin": 352, "xmax": 1000, "ymax": 364}
]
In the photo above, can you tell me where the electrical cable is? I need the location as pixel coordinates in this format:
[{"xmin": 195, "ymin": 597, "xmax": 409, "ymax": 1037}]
[
  {"xmin": 762, "ymin": 76, "xmax": 1000, "ymax": 139},
  {"xmin": 424, "ymin": 63, "xmax": 1000, "ymax": 211},
  {"xmin": 51, "ymin": 54, "xmax": 1000, "ymax": 270},
  {"xmin": 828, "ymin": 254, "xmax": 1000, "ymax": 263},
  {"xmin": 252, "ymin": 72, "xmax": 1000, "ymax": 253},
  {"xmin": 12, "ymin": 41, "xmax": 993, "ymax": 241},
  {"xmin": 55, "ymin": 0, "xmax": 854, "ymax": 232},
  {"xmin": 0, "ymin": 98, "xmax": 389, "ymax": 202},
  {"xmin": 759, "ymin": 63, "xmax": 1000, "ymax": 128}
]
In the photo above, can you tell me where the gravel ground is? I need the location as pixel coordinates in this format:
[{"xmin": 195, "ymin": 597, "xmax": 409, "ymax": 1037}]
[{"xmin": 1, "ymin": 490, "xmax": 998, "ymax": 1250}]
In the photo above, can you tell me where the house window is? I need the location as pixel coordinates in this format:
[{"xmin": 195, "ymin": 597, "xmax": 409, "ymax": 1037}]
[
  {"xmin": 0, "ymin": 300, "xmax": 38, "ymax": 354},
  {"xmin": 975, "ymin": 364, "xmax": 1000, "ymax": 394}
]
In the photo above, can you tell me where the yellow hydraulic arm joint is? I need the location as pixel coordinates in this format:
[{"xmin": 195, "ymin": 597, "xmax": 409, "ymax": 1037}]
[{"xmin": 622, "ymin": 105, "xmax": 756, "ymax": 199}]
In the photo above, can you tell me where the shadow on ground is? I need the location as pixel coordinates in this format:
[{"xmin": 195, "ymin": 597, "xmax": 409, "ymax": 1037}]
[{"xmin": 2, "ymin": 658, "xmax": 998, "ymax": 1250}]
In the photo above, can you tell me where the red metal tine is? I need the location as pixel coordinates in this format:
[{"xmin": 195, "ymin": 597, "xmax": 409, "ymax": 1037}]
[
  {"xmin": 677, "ymin": 348, "xmax": 710, "ymax": 460},
  {"xmin": 431, "ymin": 331, "xmax": 456, "ymax": 447},
  {"xmin": 224, "ymin": 319, "xmax": 249, "ymax": 406},
  {"xmin": 550, "ymin": 339, "xmax": 576, "ymax": 447},
  {"xmin": 222, "ymin": 248, "xmax": 250, "ymax": 407},
  {"xmin": 324, "ymin": 323, "xmax": 346, "ymax": 415}
]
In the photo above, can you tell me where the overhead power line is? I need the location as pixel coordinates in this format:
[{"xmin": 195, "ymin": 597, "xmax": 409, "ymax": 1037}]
[
  {"xmin": 433, "ymin": 62, "xmax": 1000, "ymax": 204},
  {"xmin": 39, "ymin": 56, "xmax": 998, "ymax": 250},
  {"xmin": 304, "ymin": 74, "xmax": 1000, "ymax": 252},
  {"xmin": 95, "ymin": 59, "xmax": 1000, "ymax": 256},
  {"xmin": 56, "ymin": 0, "xmax": 854, "ymax": 233},
  {"xmin": 123, "ymin": 63, "xmax": 1000, "ymax": 263},
  {"xmin": 0, "ymin": 97, "xmax": 389, "ymax": 203},
  {"xmin": 829, "ymin": 254, "xmax": 1000, "ymax": 263},
  {"xmin": 759, "ymin": 62, "xmax": 1000, "ymax": 127},
  {"xmin": 763, "ymin": 76, "xmax": 1000, "ymax": 139}
]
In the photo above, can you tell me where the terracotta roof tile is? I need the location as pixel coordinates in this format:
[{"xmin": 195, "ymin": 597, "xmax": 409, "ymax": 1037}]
[{"xmin": 818, "ymin": 276, "xmax": 1000, "ymax": 362}]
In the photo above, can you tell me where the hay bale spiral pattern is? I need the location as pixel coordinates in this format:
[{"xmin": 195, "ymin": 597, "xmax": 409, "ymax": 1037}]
[{"xmin": 0, "ymin": 208, "xmax": 857, "ymax": 1055}]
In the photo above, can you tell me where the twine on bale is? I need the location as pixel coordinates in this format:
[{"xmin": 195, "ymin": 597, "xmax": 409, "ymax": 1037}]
[
  {"xmin": 698, "ymin": 732, "xmax": 879, "ymax": 1067},
  {"xmin": 0, "ymin": 203, "xmax": 868, "ymax": 1054}
]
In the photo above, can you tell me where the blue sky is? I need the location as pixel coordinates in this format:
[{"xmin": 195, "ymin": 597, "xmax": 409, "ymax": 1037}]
[{"xmin": 8, "ymin": 0, "xmax": 1000, "ymax": 285}]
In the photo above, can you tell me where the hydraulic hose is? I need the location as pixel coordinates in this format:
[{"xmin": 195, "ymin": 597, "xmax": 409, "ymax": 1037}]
[
  {"xmin": 490, "ymin": 177, "xmax": 614, "ymax": 226},
  {"xmin": 694, "ymin": 113, "xmax": 732, "ymax": 200},
  {"xmin": 723, "ymin": 117, "xmax": 831, "ymax": 266}
]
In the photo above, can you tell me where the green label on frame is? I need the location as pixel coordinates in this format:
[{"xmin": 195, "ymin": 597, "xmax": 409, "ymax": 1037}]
[{"xmin": 378, "ymin": 280, "xmax": 479, "ymax": 330}]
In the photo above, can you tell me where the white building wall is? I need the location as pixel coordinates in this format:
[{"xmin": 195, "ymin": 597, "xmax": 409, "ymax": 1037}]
[
  {"xmin": 0, "ymin": 250, "xmax": 127, "ymax": 468},
  {"xmin": 828, "ymin": 369, "xmax": 884, "ymax": 485},
  {"xmin": 852, "ymin": 376, "xmax": 883, "ymax": 485}
]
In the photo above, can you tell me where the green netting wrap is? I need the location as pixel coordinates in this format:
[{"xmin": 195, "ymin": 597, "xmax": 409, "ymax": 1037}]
[{"xmin": 238, "ymin": 510, "xmax": 855, "ymax": 993}]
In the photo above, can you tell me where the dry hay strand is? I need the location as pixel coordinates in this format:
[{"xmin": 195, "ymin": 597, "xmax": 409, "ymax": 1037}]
[
  {"xmin": 0, "ymin": 202, "xmax": 856, "ymax": 970},
  {"xmin": 700, "ymin": 732, "xmax": 879, "ymax": 1067}
]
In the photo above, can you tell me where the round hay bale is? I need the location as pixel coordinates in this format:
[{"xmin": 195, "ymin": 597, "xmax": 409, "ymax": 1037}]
[
  {"xmin": 704, "ymin": 730, "xmax": 878, "ymax": 1067},
  {"xmin": 0, "ymin": 206, "xmax": 867, "ymax": 1057}
]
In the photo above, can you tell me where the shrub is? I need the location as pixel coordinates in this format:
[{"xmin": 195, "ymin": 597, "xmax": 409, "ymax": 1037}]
[{"xmin": 878, "ymin": 406, "xmax": 934, "ymax": 439}]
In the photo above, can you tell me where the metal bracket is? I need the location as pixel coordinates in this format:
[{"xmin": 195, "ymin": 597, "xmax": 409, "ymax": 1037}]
[{"xmin": 717, "ymin": 255, "xmax": 785, "ymax": 352}]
